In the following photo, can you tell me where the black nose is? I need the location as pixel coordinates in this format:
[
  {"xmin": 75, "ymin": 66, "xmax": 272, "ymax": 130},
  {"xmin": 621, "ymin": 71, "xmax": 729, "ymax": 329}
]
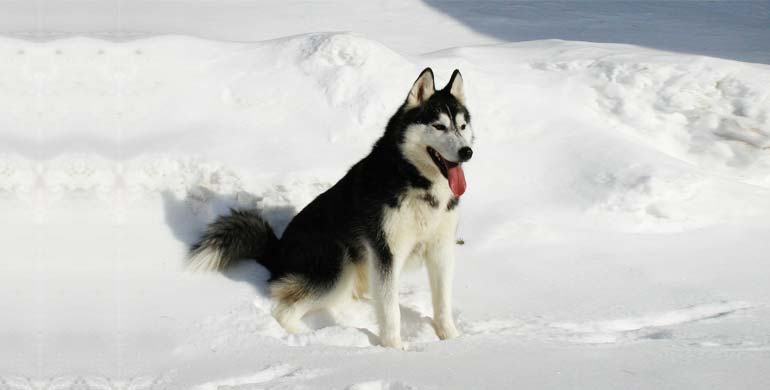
[{"xmin": 458, "ymin": 147, "xmax": 473, "ymax": 162}]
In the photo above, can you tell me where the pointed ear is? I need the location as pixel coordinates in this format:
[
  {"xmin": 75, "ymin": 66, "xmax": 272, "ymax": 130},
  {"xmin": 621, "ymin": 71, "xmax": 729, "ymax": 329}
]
[
  {"xmin": 405, "ymin": 68, "xmax": 435, "ymax": 108},
  {"xmin": 445, "ymin": 69, "xmax": 465, "ymax": 103}
]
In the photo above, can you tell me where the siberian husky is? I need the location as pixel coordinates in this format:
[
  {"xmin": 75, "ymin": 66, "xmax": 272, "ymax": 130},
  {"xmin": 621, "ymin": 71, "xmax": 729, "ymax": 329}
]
[{"xmin": 189, "ymin": 68, "xmax": 474, "ymax": 348}]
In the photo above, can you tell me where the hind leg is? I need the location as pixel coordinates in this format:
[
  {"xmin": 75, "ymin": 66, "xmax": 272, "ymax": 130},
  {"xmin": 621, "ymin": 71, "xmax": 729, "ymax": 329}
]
[
  {"xmin": 269, "ymin": 275, "xmax": 315, "ymax": 333},
  {"xmin": 352, "ymin": 261, "xmax": 369, "ymax": 300},
  {"xmin": 271, "ymin": 299, "xmax": 312, "ymax": 333},
  {"xmin": 270, "ymin": 264, "xmax": 360, "ymax": 332}
]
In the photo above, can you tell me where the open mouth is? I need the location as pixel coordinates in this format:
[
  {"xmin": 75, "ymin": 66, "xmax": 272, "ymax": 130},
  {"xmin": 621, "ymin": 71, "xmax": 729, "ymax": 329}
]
[
  {"xmin": 427, "ymin": 147, "xmax": 456, "ymax": 179},
  {"xmin": 427, "ymin": 147, "xmax": 467, "ymax": 196}
]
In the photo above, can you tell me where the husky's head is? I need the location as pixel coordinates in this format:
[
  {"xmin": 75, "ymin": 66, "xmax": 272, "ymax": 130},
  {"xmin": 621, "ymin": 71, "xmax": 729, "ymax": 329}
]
[{"xmin": 398, "ymin": 68, "xmax": 474, "ymax": 197}]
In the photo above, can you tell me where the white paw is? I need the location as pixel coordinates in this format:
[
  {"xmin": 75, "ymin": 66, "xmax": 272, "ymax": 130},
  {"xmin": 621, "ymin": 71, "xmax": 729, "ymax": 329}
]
[
  {"xmin": 275, "ymin": 317, "xmax": 303, "ymax": 334},
  {"xmin": 379, "ymin": 333, "xmax": 404, "ymax": 349},
  {"xmin": 434, "ymin": 320, "xmax": 460, "ymax": 340},
  {"xmin": 272, "ymin": 306, "xmax": 305, "ymax": 334}
]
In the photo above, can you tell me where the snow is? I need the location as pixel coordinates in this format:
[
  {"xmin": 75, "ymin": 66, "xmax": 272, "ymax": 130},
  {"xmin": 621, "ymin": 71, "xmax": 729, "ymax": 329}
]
[
  {"xmin": 4, "ymin": 1, "xmax": 769, "ymax": 64},
  {"xmin": 2, "ymin": 1, "xmax": 770, "ymax": 389}
]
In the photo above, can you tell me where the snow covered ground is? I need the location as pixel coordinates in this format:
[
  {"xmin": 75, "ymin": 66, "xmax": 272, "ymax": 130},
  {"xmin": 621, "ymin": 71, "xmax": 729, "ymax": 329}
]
[{"xmin": 1, "ymin": 1, "xmax": 770, "ymax": 389}]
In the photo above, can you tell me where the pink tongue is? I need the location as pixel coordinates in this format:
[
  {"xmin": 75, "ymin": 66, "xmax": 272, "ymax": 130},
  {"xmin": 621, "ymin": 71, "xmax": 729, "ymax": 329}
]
[{"xmin": 447, "ymin": 164, "xmax": 466, "ymax": 196}]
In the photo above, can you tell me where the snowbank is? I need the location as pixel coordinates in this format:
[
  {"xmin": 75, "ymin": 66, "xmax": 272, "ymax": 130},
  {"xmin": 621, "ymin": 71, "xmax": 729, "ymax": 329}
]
[{"xmin": 1, "ymin": 32, "xmax": 769, "ymax": 389}]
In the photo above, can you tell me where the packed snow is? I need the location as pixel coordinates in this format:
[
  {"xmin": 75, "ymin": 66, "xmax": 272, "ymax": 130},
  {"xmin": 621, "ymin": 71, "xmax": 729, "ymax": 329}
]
[{"xmin": 1, "ymin": 1, "xmax": 769, "ymax": 389}]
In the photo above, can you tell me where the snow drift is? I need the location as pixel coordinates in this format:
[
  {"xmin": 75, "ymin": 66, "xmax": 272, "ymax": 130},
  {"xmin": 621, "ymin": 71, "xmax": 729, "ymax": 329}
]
[{"xmin": 1, "ymin": 32, "xmax": 769, "ymax": 389}]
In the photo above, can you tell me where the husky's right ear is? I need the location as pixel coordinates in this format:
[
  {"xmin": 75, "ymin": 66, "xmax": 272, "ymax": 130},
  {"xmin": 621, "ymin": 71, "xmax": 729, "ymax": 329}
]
[{"xmin": 405, "ymin": 68, "xmax": 435, "ymax": 108}]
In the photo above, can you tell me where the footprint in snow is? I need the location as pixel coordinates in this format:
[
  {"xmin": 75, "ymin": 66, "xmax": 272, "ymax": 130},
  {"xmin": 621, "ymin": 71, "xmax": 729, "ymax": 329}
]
[
  {"xmin": 346, "ymin": 380, "xmax": 417, "ymax": 390},
  {"xmin": 193, "ymin": 364, "xmax": 318, "ymax": 390}
]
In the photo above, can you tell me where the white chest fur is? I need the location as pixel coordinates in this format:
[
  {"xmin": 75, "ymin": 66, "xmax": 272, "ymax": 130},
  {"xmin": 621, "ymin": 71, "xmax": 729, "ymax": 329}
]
[{"xmin": 381, "ymin": 186, "xmax": 458, "ymax": 258}]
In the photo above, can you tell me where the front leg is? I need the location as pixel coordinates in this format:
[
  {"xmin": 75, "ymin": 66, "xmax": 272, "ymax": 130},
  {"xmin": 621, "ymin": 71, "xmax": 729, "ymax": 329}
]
[
  {"xmin": 371, "ymin": 240, "xmax": 407, "ymax": 349},
  {"xmin": 425, "ymin": 234, "xmax": 460, "ymax": 340}
]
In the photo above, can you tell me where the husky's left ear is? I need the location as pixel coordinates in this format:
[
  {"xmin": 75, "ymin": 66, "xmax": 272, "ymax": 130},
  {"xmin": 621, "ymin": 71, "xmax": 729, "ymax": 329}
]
[
  {"xmin": 445, "ymin": 69, "xmax": 465, "ymax": 103},
  {"xmin": 406, "ymin": 68, "xmax": 436, "ymax": 108}
]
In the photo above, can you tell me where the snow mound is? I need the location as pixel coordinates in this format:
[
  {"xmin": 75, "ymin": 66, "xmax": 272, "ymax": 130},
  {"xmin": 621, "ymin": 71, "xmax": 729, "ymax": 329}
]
[
  {"xmin": 528, "ymin": 43, "xmax": 770, "ymax": 181},
  {"xmin": 585, "ymin": 58, "xmax": 770, "ymax": 181},
  {"xmin": 2, "ymin": 31, "xmax": 770, "ymax": 388},
  {"xmin": 3, "ymin": 35, "xmax": 770, "ymax": 235}
]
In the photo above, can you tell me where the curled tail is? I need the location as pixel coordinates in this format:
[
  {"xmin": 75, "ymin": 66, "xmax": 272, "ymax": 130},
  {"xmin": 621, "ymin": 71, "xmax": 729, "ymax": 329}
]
[{"xmin": 187, "ymin": 209, "xmax": 278, "ymax": 272}]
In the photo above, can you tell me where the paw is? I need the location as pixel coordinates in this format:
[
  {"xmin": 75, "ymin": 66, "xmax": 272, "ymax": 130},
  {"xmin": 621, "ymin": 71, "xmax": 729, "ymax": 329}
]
[
  {"xmin": 277, "ymin": 319, "xmax": 303, "ymax": 334},
  {"xmin": 272, "ymin": 306, "xmax": 304, "ymax": 334},
  {"xmin": 379, "ymin": 333, "xmax": 404, "ymax": 349},
  {"xmin": 274, "ymin": 314, "xmax": 303, "ymax": 334},
  {"xmin": 434, "ymin": 319, "xmax": 460, "ymax": 340}
]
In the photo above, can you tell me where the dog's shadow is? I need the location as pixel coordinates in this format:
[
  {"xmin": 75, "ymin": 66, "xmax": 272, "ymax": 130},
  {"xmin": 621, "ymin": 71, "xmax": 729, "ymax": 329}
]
[{"xmin": 161, "ymin": 186, "xmax": 296, "ymax": 297}]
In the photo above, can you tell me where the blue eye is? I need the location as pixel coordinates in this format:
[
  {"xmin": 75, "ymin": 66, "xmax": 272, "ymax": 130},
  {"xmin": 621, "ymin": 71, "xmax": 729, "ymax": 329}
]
[{"xmin": 433, "ymin": 124, "xmax": 447, "ymax": 131}]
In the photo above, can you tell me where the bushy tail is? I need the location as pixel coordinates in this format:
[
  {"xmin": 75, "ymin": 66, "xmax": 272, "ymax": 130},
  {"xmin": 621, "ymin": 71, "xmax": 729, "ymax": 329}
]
[{"xmin": 187, "ymin": 209, "xmax": 278, "ymax": 272}]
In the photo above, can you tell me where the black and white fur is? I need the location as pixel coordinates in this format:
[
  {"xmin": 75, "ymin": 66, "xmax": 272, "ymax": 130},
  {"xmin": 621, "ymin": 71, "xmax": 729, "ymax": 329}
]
[{"xmin": 189, "ymin": 68, "xmax": 474, "ymax": 348}]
